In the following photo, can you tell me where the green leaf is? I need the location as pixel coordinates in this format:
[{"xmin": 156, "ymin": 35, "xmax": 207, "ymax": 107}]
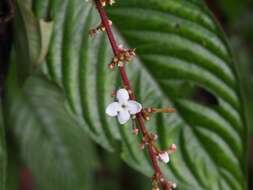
[
  {"xmin": 37, "ymin": 20, "xmax": 54, "ymax": 64},
  {"xmin": 17, "ymin": 0, "xmax": 247, "ymax": 189},
  {"xmin": 14, "ymin": 0, "xmax": 53, "ymax": 80},
  {"xmin": 14, "ymin": 0, "xmax": 41, "ymax": 80},
  {"xmin": 4, "ymin": 64, "xmax": 93, "ymax": 190},
  {"xmin": 232, "ymin": 39, "xmax": 253, "ymax": 133},
  {"xmin": 0, "ymin": 101, "xmax": 6, "ymax": 190}
]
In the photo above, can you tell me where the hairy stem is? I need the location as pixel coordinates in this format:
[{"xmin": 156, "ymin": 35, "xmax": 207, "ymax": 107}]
[{"xmin": 94, "ymin": 0, "xmax": 169, "ymax": 189}]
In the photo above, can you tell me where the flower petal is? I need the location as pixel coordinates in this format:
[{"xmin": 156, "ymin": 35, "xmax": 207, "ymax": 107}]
[
  {"xmin": 159, "ymin": 152, "xmax": 170, "ymax": 164},
  {"xmin": 127, "ymin": 100, "xmax": 142, "ymax": 114},
  {"xmin": 116, "ymin": 88, "xmax": 129, "ymax": 103},
  {"xmin": 106, "ymin": 102, "xmax": 121, "ymax": 117},
  {"xmin": 117, "ymin": 109, "xmax": 130, "ymax": 125}
]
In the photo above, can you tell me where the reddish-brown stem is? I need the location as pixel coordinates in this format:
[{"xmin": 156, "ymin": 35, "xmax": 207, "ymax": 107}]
[{"xmin": 94, "ymin": 0, "xmax": 168, "ymax": 188}]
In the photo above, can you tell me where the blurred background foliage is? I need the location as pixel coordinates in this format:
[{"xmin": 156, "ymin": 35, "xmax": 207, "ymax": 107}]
[{"xmin": 0, "ymin": 0, "xmax": 252, "ymax": 190}]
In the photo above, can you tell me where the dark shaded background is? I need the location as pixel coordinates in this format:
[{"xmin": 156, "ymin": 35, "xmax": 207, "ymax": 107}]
[{"xmin": 0, "ymin": 0, "xmax": 252, "ymax": 189}]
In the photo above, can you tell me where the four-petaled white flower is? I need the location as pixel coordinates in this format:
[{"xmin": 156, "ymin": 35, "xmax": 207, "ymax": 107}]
[
  {"xmin": 106, "ymin": 88, "xmax": 142, "ymax": 125},
  {"xmin": 158, "ymin": 152, "xmax": 170, "ymax": 164}
]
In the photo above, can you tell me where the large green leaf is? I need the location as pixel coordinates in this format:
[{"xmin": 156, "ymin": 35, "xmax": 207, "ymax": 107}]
[
  {"xmin": 0, "ymin": 101, "xmax": 6, "ymax": 190},
  {"xmin": 13, "ymin": 0, "xmax": 41, "ymax": 80},
  {"xmin": 14, "ymin": 0, "xmax": 53, "ymax": 80},
  {"xmin": 4, "ymin": 65, "xmax": 93, "ymax": 190},
  {"xmin": 15, "ymin": 0, "xmax": 247, "ymax": 189},
  {"xmin": 233, "ymin": 37, "xmax": 253, "ymax": 133}
]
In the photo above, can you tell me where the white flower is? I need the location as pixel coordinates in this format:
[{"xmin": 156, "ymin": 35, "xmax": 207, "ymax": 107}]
[
  {"xmin": 106, "ymin": 88, "xmax": 142, "ymax": 125},
  {"xmin": 158, "ymin": 152, "xmax": 170, "ymax": 164}
]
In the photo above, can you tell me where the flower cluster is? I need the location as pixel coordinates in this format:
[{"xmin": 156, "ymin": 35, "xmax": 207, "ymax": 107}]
[
  {"xmin": 139, "ymin": 133, "xmax": 177, "ymax": 164},
  {"xmin": 105, "ymin": 84, "xmax": 177, "ymax": 190},
  {"xmin": 92, "ymin": 0, "xmax": 178, "ymax": 189},
  {"xmin": 152, "ymin": 174, "xmax": 177, "ymax": 190},
  {"xmin": 86, "ymin": 0, "xmax": 115, "ymax": 6},
  {"xmin": 100, "ymin": 0, "xmax": 115, "ymax": 6},
  {"xmin": 89, "ymin": 20, "xmax": 112, "ymax": 37},
  {"xmin": 108, "ymin": 45, "xmax": 136, "ymax": 69}
]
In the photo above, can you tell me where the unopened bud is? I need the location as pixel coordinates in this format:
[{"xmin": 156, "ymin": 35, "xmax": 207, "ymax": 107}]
[
  {"xmin": 113, "ymin": 57, "xmax": 118, "ymax": 62},
  {"xmin": 170, "ymin": 144, "xmax": 177, "ymax": 152},
  {"xmin": 166, "ymin": 144, "xmax": 177, "ymax": 154},
  {"xmin": 119, "ymin": 55, "xmax": 125, "ymax": 61},
  {"xmin": 118, "ymin": 44, "xmax": 124, "ymax": 51},
  {"xmin": 153, "ymin": 134, "xmax": 158, "ymax": 141},
  {"xmin": 108, "ymin": 63, "xmax": 115, "ymax": 70},
  {"xmin": 100, "ymin": 26, "xmax": 106, "ymax": 32},
  {"xmin": 160, "ymin": 177, "xmax": 165, "ymax": 182},
  {"xmin": 172, "ymin": 183, "xmax": 177, "ymax": 189},
  {"xmin": 118, "ymin": 61, "xmax": 124, "ymax": 67}
]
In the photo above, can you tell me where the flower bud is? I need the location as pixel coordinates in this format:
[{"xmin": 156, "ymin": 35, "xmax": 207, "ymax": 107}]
[{"xmin": 172, "ymin": 183, "xmax": 177, "ymax": 189}]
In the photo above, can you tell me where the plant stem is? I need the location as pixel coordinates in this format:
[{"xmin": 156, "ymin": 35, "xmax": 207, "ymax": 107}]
[{"xmin": 94, "ymin": 1, "xmax": 168, "ymax": 188}]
